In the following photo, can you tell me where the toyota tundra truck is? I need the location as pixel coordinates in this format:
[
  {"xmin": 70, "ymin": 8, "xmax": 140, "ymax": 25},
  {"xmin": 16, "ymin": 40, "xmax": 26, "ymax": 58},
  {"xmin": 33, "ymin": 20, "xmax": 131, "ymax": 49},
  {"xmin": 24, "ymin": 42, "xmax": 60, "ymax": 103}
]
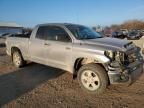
[{"xmin": 5, "ymin": 23, "xmax": 143, "ymax": 94}]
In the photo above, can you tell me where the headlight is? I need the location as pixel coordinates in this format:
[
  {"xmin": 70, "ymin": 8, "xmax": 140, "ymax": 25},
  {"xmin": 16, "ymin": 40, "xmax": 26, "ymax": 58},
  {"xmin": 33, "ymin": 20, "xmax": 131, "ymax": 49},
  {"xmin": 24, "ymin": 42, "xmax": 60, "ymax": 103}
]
[{"xmin": 104, "ymin": 51, "xmax": 115, "ymax": 60}]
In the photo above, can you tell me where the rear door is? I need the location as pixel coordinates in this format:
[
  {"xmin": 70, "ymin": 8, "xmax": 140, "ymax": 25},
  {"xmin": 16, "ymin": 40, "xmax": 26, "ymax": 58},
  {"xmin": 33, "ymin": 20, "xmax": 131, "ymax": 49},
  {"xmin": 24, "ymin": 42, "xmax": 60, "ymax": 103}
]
[{"xmin": 29, "ymin": 26, "xmax": 48, "ymax": 64}]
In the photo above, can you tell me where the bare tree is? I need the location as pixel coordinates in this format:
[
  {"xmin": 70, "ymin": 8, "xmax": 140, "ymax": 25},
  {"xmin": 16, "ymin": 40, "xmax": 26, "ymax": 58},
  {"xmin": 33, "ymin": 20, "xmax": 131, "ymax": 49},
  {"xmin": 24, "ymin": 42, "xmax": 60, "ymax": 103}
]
[
  {"xmin": 110, "ymin": 19, "xmax": 144, "ymax": 30},
  {"xmin": 120, "ymin": 20, "xmax": 144, "ymax": 30}
]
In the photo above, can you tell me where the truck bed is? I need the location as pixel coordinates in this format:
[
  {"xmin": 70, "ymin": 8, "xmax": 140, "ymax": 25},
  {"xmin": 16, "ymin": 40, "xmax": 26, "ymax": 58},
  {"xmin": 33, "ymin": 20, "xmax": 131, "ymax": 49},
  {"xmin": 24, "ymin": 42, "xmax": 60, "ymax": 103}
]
[
  {"xmin": 6, "ymin": 36, "xmax": 30, "ymax": 59},
  {"xmin": 10, "ymin": 32, "xmax": 31, "ymax": 38}
]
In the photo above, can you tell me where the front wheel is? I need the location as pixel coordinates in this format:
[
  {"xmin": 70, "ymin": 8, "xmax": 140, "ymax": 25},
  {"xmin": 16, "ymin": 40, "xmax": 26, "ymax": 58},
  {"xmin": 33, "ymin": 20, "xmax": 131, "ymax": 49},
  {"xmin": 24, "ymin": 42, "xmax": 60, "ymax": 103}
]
[
  {"xmin": 78, "ymin": 64, "xmax": 108, "ymax": 94},
  {"xmin": 12, "ymin": 50, "xmax": 25, "ymax": 67}
]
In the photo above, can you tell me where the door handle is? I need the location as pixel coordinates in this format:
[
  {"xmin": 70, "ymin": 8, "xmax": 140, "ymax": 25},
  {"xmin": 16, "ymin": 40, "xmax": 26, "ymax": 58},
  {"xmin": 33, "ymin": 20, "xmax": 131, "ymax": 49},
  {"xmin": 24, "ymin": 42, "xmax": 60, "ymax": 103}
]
[
  {"xmin": 65, "ymin": 47, "xmax": 71, "ymax": 50},
  {"xmin": 44, "ymin": 43, "xmax": 50, "ymax": 46}
]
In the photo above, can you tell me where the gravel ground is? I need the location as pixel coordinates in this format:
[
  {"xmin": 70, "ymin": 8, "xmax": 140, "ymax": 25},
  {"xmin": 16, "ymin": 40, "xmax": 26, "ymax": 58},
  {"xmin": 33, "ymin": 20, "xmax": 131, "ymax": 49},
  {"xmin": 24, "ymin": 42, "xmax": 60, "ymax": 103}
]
[{"xmin": 0, "ymin": 39, "xmax": 144, "ymax": 108}]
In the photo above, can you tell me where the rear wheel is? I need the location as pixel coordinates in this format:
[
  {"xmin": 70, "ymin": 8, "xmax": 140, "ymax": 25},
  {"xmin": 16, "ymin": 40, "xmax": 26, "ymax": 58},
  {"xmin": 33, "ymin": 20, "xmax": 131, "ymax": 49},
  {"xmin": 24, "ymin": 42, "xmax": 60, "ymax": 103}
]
[
  {"xmin": 12, "ymin": 50, "xmax": 25, "ymax": 67},
  {"xmin": 78, "ymin": 64, "xmax": 108, "ymax": 94}
]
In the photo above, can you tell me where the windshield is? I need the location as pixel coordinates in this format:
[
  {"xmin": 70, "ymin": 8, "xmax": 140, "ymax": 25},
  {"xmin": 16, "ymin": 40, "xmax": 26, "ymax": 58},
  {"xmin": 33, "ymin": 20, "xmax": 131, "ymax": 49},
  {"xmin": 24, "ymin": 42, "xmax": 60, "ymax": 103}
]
[{"xmin": 66, "ymin": 25, "xmax": 102, "ymax": 40}]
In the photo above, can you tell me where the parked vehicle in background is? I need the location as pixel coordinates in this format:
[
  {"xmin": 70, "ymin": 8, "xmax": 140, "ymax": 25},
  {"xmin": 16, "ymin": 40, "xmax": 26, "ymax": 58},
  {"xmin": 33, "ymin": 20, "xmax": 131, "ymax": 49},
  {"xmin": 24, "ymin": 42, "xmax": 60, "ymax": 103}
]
[
  {"xmin": 0, "ymin": 26, "xmax": 23, "ymax": 37},
  {"xmin": 120, "ymin": 29, "xmax": 128, "ymax": 36},
  {"xmin": 5, "ymin": 23, "xmax": 143, "ymax": 94},
  {"xmin": 142, "ymin": 30, "xmax": 144, "ymax": 36},
  {"xmin": 0, "ymin": 28, "xmax": 23, "ymax": 39},
  {"xmin": 0, "ymin": 33, "xmax": 13, "ymax": 39},
  {"xmin": 0, "ymin": 28, "xmax": 32, "ymax": 39},
  {"xmin": 111, "ymin": 30, "xmax": 126, "ymax": 39},
  {"xmin": 113, "ymin": 31, "xmax": 126, "ymax": 39},
  {"xmin": 127, "ymin": 31, "xmax": 142, "ymax": 40}
]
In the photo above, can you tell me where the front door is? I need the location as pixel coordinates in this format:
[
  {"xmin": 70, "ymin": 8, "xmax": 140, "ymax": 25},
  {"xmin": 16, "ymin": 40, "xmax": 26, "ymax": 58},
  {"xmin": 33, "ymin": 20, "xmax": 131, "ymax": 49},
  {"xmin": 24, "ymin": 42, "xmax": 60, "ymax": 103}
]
[{"xmin": 43, "ymin": 26, "xmax": 73, "ymax": 71}]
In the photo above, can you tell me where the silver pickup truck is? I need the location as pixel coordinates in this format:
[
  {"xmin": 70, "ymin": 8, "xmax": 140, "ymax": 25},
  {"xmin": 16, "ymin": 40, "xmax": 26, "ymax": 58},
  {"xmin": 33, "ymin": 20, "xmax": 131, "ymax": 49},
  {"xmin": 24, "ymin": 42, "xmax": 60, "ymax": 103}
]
[{"xmin": 6, "ymin": 23, "xmax": 143, "ymax": 94}]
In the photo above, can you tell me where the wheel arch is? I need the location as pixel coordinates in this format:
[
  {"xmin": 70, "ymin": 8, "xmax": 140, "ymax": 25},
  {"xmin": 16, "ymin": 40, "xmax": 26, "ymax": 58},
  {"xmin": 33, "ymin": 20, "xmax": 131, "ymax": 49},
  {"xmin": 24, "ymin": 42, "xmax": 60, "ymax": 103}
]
[
  {"xmin": 11, "ymin": 46, "xmax": 23, "ymax": 61},
  {"xmin": 73, "ymin": 57, "xmax": 109, "ymax": 78}
]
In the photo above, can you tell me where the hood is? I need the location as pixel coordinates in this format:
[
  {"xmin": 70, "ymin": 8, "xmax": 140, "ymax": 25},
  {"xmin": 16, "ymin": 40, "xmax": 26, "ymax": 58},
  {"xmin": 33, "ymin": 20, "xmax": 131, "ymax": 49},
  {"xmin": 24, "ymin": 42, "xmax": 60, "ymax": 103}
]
[{"xmin": 81, "ymin": 37, "xmax": 133, "ymax": 51}]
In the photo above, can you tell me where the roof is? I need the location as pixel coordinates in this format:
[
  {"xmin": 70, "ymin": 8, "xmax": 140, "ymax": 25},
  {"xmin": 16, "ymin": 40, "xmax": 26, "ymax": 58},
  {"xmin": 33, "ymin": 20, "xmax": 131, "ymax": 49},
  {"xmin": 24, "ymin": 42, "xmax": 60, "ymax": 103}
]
[
  {"xmin": 0, "ymin": 22, "xmax": 22, "ymax": 28},
  {"xmin": 38, "ymin": 23, "xmax": 82, "ymax": 27}
]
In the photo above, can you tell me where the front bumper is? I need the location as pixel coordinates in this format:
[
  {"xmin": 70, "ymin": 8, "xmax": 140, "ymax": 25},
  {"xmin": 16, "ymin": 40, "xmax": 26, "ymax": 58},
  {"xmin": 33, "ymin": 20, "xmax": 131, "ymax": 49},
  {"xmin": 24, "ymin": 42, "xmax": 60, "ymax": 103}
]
[{"xmin": 108, "ymin": 60, "xmax": 143, "ymax": 85}]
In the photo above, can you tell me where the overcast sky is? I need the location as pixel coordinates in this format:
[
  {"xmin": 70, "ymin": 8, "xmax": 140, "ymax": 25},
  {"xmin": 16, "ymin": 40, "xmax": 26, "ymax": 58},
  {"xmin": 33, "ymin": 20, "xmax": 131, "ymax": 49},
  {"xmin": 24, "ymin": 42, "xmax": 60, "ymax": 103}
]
[{"xmin": 0, "ymin": 0, "xmax": 144, "ymax": 27}]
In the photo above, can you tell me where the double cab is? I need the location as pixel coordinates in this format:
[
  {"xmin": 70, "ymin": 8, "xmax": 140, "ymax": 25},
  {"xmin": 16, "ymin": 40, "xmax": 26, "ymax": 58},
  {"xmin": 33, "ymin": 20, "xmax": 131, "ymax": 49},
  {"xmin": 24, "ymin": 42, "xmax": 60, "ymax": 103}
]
[{"xmin": 6, "ymin": 23, "xmax": 143, "ymax": 94}]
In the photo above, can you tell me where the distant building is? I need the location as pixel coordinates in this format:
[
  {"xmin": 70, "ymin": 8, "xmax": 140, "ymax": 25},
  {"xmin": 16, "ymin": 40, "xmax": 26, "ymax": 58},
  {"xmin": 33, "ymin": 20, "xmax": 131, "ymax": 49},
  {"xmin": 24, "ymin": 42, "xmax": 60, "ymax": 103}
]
[
  {"xmin": 92, "ymin": 25, "xmax": 103, "ymax": 33},
  {"xmin": 96, "ymin": 25, "xmax": 103, "ymax": 32},
  {"xmin": 0, "ymin": 22, "xmax": 23, "ymax": 36}
]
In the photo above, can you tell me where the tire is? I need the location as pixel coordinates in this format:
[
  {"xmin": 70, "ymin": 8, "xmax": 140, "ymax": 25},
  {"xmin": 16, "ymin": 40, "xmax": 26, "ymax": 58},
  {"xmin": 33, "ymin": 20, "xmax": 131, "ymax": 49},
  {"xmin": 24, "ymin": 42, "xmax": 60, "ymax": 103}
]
[
  {"xmin": 12, "ymin": 50, "xmax": 25, "ymax": 67},
  {"xmin": 78, "ymin": 64, "xmax": 108, "ymax": 94}
]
